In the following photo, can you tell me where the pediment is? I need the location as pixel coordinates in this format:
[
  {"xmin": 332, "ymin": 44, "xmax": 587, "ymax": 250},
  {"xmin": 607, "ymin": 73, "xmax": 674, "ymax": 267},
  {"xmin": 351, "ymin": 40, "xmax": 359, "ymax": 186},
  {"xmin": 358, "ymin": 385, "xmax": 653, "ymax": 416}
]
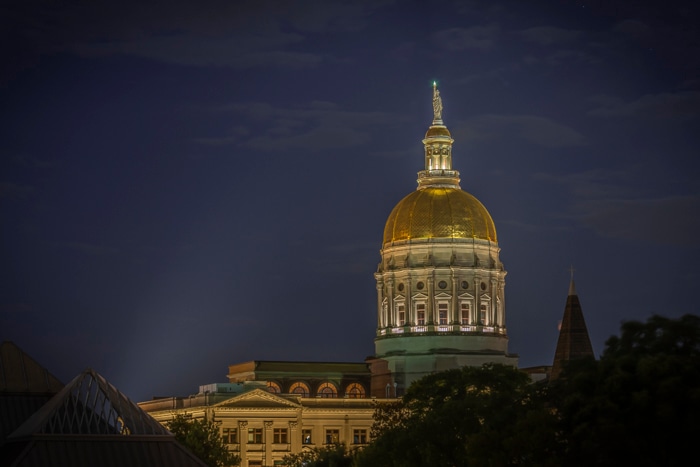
[
  {"xmin": 458, "ymin": 293, "xmax": 474, "ymax": 300},
  {"xmin": 393, "ymin": 295, "xmax": 405, "ymax": 302},
  {"xmin": 434, "ymin": 292, "xmax": 451, "ymax": 299},
  {"xmin": 480, "ymin": 294, "xmax": 491, "ymax": 300},
  {"xmin": 213, "ymin": 388, "xmax": 301, "ymax": 409},
  {"xmin": 412, "ymin": 293, "xmax": 428, "ymax": 300}
]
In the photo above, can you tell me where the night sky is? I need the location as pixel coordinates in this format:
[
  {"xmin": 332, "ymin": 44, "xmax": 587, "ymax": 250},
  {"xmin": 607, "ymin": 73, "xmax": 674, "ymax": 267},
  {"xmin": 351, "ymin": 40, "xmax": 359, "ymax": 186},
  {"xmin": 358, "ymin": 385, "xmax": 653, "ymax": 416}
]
[{"xmin": 2, "ymin": 1, "xmax": 699, "ymax": 403}]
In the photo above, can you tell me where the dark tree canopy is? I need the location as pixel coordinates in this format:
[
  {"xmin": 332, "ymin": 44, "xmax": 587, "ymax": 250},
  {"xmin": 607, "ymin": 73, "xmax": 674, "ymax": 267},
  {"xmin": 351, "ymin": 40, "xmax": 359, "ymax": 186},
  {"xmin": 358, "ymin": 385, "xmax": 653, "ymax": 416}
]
[
  {"xmin": 356, "ymin": 363, "xmax": 561, "ymax": 467},
  {"xmin": 167, "ymin": 414, "xmax": 241, "ymax": 467},
  {"xmin": 282, "ymin": 443, "xmax": 355, "ymax": 467},
  {"xmin": 552, "ymin": 314, "xmax": 700, "ymax": 466}
]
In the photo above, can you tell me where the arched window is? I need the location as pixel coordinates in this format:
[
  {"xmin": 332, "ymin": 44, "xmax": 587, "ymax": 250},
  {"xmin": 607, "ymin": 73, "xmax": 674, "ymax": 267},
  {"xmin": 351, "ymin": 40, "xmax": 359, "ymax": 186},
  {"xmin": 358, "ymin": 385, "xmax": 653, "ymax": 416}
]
[
  {"xmin": 266, "ymin": 381, "xmax": 281, "ymax": 394},
  {"xmin": 317, "ymin": 382, "xmax": 338, "ymax": 398},
  {"xmin": 345, "ymin": 383, "xmax": 365, "ymax": 399},
  {"xmin": 289, "ymin": 382, "xmax": 310, "ymax": 398}
]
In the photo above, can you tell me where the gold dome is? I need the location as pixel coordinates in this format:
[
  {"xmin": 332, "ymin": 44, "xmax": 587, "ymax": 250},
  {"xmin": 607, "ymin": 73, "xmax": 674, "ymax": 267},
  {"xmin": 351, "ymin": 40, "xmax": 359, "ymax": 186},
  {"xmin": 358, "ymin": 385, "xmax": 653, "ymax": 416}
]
[
  {"xmin": 424, "ymin": 126, "xmax": 451, "ymax": 138},
  {"xmin": 383, "ymin": 187, "xmax": 497, "ymax": 245}
]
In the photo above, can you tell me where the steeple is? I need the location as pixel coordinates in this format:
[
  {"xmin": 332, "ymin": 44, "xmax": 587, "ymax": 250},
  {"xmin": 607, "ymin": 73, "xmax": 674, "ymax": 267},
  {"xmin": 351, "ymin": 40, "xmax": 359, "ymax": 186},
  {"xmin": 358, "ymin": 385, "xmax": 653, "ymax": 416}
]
[
  {"xmin": 551, "ymin": 271, "xmax": 595, "ymax": 380},
  {"xmin": 418, "ymin": 82, "xmax": 460, "ymax": 189}
]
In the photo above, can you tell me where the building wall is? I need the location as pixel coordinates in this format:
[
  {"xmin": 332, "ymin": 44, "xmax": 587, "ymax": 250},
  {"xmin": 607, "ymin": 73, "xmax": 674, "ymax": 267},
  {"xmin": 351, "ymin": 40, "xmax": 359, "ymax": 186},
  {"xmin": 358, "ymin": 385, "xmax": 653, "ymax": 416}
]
[{"xmin": 140, "ymin": 389, "xmax": 391, "ymax": 467}]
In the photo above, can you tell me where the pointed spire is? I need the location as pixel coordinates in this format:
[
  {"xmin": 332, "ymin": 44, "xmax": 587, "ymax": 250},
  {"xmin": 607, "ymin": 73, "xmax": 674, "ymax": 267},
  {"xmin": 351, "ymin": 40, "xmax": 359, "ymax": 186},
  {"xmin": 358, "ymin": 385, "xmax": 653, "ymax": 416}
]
[
  {"xmin": 551, "ymin": 273, "xmax": 594, "ymax": 380},
  {"xmin": 568, "ymin": 265, "xmax": 576, "ymax": 296}
]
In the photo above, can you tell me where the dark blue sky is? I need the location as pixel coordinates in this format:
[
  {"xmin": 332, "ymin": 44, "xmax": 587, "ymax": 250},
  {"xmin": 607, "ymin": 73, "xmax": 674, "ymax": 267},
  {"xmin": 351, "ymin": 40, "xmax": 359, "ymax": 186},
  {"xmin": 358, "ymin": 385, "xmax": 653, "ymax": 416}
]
[{"xmin": 2, "ymin": 0, "xmax": 699, "ymax": 403}]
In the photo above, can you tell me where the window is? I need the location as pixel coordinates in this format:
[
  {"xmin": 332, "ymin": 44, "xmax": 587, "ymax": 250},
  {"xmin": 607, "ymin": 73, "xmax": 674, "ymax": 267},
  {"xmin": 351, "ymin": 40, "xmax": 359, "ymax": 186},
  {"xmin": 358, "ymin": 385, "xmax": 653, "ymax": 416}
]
[
  {"xmin": 345, "ymin": 383, "xmax": 365, "ymax": 399},
  {"xmin": 461, "ymin": 302, "xmax": 471, "ymax": 325},
  {"xmin": 353, "ymin": 429, "xmax": 368, "ymax": 444},
  {"xmin": 222, "ymin": 427, "xmax": 237, "ymax": 444},
  {"xmin": 248, "ymin": 428, "xmax": 263, "ymax": 444},
  {"xmin": 302, "ymin": 429, "xmax": 312, "ymax": 444},
  {"xmin": 397, "ymin": 303, "xmax": 405, "ymax": 325},
  {"xmin": 325, "ymin": 429, "xmax": 340, "ymax": 444},
  {"xmin": 266, "ymin": 381, "xmax": 281, "ymax": 394},
  {"xmin": 318, "ymin": 382, "xmax": 338, "ymax": 398},
  {"xmin": 416, "ymin": 303, "xmax": 426, "ymax": 325},
  {"xmin": 438, "ymin": 302, "xmax": 448, "ymax": 325},
  {"xmin": 480, "ymin": 303, "xmax": 488, "ymax": 324},
  {"xmin": 289, "ymin": 381, "xmax": 310, "ymax": 397},
  {"xmin": 273, "ymin": 428, "xmax": 288, "ymax": 444},
  {"xmin": 249, "ymin": 462, "xmax": 262, "ymax": 467}
]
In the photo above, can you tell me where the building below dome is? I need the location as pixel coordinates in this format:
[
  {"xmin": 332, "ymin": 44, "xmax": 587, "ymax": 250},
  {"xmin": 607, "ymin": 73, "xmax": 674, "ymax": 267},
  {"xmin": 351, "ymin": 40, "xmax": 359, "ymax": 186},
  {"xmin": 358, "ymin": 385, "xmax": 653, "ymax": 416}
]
[{"xmin": 369, "ymin": 83, "xmax": 517, "ymax": 397}]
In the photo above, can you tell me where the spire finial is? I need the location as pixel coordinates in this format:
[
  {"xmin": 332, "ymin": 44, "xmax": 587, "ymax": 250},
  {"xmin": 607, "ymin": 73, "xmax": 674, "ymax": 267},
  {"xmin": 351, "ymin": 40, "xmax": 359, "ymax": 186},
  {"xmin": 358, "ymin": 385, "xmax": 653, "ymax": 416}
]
[
  {"xmin": 568, "ymin": 265, "xmax": 577, "ymax": 296},
  {"xmin": 432, "ymin": 81, "xmax": 443, "ymax": 123}
]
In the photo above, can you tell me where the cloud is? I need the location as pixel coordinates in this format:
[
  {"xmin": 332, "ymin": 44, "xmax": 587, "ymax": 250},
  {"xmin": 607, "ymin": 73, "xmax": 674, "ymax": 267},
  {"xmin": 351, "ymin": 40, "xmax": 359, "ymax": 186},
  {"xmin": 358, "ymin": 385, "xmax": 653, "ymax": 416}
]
[
  {"xmin": 72, "ymin": 33, "xmax": 324, "ymax": 69},
  {"xmin": 575, "ymin": 195, "xmax": 700, "ymax": 246},
  {"xmin": 7, "ymin": 0, "xmax": 393, "ymax": 69},
  {"xmin": 588, "ymin": 91, "xmax": 700, "ymax": 119},
  {"xmin": 537, "ymin": 166, "xmax": 699, "ymax": 246},
  {"xmin": 60, "ymin": 242, "xmax": 120, "ymax": 256},
  {"xmin": 456, "ymin": 114, "xmax": 585, "ymax": 148},
  {"xmin": 195, "ymin": 101, "xmax": 410, "ymax": 151},
  {"xmin": 534, "ymin": 168, "xmax": 640, "ymax": 199},
  {"xmin": 433, "ymin": 24, "xmax": 500, "ymax": 51},
  {"xmin": 0, "ymin": 182, "xmax": 34, "ymax": 200},
  {"xmin": 516, "ymin": 26, "xmax": 581, "ymax": 46}
]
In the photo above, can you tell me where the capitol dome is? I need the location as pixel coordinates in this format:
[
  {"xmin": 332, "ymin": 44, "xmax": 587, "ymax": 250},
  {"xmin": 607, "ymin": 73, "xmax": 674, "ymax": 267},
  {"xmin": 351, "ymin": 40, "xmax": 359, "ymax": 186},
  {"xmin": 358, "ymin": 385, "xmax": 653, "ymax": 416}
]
[{"xmin": 383, "ymin": 186, "xmax": 497, "ymax": 245}]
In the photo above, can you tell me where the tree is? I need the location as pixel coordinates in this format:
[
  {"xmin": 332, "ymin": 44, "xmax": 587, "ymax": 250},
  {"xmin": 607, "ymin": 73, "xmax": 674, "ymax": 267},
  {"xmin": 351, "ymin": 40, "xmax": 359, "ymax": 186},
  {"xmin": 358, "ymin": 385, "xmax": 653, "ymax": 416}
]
[
  {"xmin": 167, "ymin": 414, "xmax": 241, "ymax": 467},
  {"xmin": 281, "ymin": 443, "xmax": 355, "ymax": 467},
  {"xmin": 551, "ymin": 314, "xmax": 700, "ymax": 466},
  {"xmin": 355, "ymin": 363, "xmax": 561, "ymax": 467}
]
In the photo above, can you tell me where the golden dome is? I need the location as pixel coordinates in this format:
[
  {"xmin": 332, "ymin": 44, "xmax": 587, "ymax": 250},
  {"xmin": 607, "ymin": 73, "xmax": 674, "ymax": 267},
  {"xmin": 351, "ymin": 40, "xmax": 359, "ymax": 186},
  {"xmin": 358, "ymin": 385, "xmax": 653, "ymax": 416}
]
[
  {"xmin": 424, "ymin": 126, "xmax": 451, "ymax": 138},
  {"xmin": 383, "ymin": 187, "xmax": 497, "ymax": 245}
]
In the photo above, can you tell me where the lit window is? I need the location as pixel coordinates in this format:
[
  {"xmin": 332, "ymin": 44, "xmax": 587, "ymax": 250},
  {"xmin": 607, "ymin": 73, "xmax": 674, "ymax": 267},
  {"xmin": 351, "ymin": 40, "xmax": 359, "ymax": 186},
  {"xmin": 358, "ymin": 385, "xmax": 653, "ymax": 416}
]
[
  {"xmin": 273, "ymin": 428, "xmax": 288, "ymax": 444},
  {"xmin": 248, "ymin": 428, "xmax": 263, "ymax": 444},
  {"xmin": 416, "ymin": 303, "xmax": 426, "ymax": 325},
  {"xmin": 397, "ymin": 303, "xmax": 405, "ymax": 326},
  {"xmin": 222, "ymin": 427, "xmax": 237, "ymax": 444},
  {"xmin": 438, "ymin": 302, "xmax": 448, "ymax": 325},
  {"xmin": 325, "ymin": 429, "xmax": 340, "ymax": 444},
  {"xmin": 353, "ymin": 429, "xmax": 368, "ymax": 444},
  {"xmin": 480, "ymin": 303, "xmax": 487, "ymax": 324},
  {"xmin": 302, "ymin": 429, "xmax": 312, "ymax": 444},
  {"xmin": 345, "ymin": 383, "xmax": 365, "ymax": 399},
  {"xmin": 461, "ymin": 302, "xmax": 471, "ymax": 325},
  {"xmin": 266, "ymin": 381, "xmax": 281, "ymax": 394},
  {"xmin": 318, "ymin": 382, "xmax": 338, "ymax": 398},
  {"xmin": 289, "ymin": 382, "xmax": 310, "ymax": 397}
]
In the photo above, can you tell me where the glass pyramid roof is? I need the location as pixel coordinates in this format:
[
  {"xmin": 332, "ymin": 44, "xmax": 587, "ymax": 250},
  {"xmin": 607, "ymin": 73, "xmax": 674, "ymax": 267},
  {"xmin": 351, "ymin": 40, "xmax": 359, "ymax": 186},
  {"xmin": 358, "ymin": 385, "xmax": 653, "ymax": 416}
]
[{"xmin": 9, "ymin": 368, "xmax": 169, "ymax": 438}]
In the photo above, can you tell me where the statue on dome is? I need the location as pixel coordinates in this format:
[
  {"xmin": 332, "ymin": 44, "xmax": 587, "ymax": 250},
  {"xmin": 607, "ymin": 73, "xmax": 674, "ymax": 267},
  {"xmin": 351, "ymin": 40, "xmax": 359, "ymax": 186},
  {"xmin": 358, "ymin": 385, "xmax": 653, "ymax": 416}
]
[{"xmin": 432, "ymin": 82, "xmax": 443, "ymax": 121}]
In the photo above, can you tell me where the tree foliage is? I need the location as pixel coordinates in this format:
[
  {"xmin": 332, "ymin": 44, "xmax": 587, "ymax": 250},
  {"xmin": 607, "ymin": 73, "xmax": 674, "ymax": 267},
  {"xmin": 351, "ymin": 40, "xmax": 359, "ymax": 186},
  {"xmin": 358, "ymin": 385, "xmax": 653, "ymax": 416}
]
[
  {"xmin": 281, "ymin": 443, "xmax": 355, "ymax": 467},
  {"xmin": 355, "ymin": 363, "xmax": 561, "ymax": 467},
  {"xmin": 551, "ymin": 314, "xmax": 700, "ymax": 466},
  {"xmin": 167, "ymin": 414, "xmax": 241, "ymax": 467}
]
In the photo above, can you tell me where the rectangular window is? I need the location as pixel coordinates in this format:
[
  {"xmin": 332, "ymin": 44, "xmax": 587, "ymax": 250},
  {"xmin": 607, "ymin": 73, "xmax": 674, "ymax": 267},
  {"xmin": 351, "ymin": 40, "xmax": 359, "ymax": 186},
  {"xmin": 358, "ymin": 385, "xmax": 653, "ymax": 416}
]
[
  {"xmin": 302, "ymin": 429, "xmax": 312, "ymax": 444},
  {"xmin": 480, "ymin": 303, "xmax": 487, "ymax": 324},
  {"xmin": 222, "ymin": 427, "xmax": 237, "ymax": 444},
  {"xmin": 353, "ymin": 429, "xmax": 368, "ymax": 444},
  {"xmin": 461, "ymin": 302, "xmax": 470, "ymax": 325},
  {"xmin": 248, "ymin": 428, "xmax": 263, "ymax": 444},
  {"xmin": 397, "ymin": 303, "xmax": 405, "ymax": 325},
  {"xmin": 273, "ymin": 428, "xmax": 288, "ymax": 444},
  {"xmin": 325, "ymin": 429, "xmax": 340, "ymax": 444},
  {"xmin": 438, "ymin": 302, "xmax": 448, "ymax": 325},
  {"xmin": 249, "ymin": 462, "xmax": 262, "ymax": 467},
  {"xmin": 416, "ymin": 303, "xmax": 426, "ymax": 325}
]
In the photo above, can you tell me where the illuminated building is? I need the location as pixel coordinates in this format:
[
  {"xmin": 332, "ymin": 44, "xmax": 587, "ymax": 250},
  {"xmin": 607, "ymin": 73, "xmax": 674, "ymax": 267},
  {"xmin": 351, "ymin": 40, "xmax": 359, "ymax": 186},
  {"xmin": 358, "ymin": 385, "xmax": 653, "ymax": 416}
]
[
  {"xmin": 368, "ymin": 83, "xmax": 517, "ymax": 396},
  {"xmin": 137, "ymin": 84, "xmax": 581, "ymax": 466}
]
